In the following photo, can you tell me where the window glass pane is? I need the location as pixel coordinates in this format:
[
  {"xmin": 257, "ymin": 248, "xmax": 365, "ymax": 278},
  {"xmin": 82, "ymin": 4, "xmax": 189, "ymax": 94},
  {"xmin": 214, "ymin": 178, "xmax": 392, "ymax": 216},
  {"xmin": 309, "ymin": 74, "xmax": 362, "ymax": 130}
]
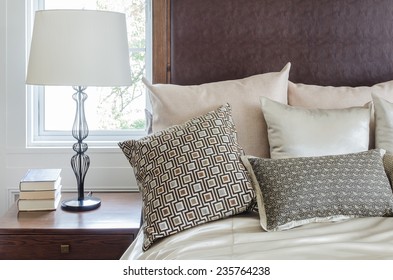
[{"xmin": 42, "ymin": 0, "xmax": 146, "ymax": 132}]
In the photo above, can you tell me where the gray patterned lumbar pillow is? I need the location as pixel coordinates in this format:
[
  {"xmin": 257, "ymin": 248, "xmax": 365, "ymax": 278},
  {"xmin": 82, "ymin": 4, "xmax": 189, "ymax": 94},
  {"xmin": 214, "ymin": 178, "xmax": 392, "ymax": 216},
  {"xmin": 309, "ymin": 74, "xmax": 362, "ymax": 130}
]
[
  {"xmin": 119, "ymin": 104, "xmax": 254, "ymax": 250},
  {"xmin": 241, "ymin": 149, "xmax": 393, "ymax": 231}
]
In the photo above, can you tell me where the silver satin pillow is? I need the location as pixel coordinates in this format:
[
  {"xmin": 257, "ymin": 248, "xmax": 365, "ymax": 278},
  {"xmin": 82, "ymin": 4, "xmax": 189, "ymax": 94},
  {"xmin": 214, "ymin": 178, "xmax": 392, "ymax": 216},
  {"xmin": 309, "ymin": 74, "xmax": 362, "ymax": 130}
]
[{"xmin": 260, "ymin": 96, "xmax": 371, "ymax": 159}]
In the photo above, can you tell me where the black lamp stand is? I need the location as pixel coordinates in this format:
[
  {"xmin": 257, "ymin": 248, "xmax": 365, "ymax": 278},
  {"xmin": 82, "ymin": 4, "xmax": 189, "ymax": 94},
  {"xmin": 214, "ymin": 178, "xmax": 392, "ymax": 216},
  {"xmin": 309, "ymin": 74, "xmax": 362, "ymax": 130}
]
[{"xmin": 61, "ymin": 86, "xmax": 101, "ymax": 211}]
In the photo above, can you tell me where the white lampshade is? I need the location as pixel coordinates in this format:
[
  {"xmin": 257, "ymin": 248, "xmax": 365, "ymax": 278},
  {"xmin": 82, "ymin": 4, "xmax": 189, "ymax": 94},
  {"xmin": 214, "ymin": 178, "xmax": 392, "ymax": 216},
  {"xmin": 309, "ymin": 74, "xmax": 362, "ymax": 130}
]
[{"xmin": 26, "ymin": 10, "xmax": 132, "ymax": 87}]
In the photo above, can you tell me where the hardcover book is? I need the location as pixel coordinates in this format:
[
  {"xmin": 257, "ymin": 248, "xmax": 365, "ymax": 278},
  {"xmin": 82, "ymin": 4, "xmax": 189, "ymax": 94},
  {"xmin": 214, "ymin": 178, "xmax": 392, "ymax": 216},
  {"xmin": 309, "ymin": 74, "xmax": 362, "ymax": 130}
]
[
  {"xmin": 18, "ymin": 193, "xmax": 61, "ymax": 211},
  {"xmin": 19, "ymin": 185, "xmax": 62, "ymax": 200},
  {"xmin": 19, "ymin": 169, "xmax": 61, "ymax": 191}
]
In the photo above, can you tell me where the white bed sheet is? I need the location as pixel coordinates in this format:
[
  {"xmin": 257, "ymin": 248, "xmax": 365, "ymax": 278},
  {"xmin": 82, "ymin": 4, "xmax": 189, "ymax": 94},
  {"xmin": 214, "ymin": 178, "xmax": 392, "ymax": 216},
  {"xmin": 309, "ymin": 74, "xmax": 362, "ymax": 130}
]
[{"xmin": 121, "ymin": 213, "xmax": 393, "ymax": 260}]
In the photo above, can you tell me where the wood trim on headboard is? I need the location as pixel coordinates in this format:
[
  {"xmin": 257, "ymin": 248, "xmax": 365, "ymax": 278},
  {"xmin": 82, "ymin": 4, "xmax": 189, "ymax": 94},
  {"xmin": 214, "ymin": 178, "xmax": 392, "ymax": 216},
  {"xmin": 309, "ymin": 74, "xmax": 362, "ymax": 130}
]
[{"xmin": 152, "ymin": 0, "xmax": 171, "ymax": 84}]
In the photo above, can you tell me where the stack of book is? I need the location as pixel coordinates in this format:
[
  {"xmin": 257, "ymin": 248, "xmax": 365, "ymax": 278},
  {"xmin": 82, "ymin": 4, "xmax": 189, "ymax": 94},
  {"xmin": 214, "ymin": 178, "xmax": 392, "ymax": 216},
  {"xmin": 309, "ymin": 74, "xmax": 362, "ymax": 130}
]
[{"xmin": 18, "ymin": 168, "xmax": 62, "ymax": 211}]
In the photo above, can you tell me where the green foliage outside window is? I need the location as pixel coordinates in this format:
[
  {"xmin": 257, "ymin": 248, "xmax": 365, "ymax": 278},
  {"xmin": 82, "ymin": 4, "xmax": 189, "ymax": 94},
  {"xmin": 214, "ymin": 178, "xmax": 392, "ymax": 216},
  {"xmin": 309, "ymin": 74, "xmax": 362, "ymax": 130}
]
[{"xmin": 96, "ymin": 0, "xmax": 146, "ymax": 130}]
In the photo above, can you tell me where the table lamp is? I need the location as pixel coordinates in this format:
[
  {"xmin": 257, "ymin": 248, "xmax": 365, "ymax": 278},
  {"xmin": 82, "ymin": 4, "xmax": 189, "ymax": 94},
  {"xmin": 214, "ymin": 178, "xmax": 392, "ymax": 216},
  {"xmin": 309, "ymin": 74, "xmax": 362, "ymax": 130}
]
[{"xmin": 26, "ymin": 10, "xmax": 132, "ymax": 211}]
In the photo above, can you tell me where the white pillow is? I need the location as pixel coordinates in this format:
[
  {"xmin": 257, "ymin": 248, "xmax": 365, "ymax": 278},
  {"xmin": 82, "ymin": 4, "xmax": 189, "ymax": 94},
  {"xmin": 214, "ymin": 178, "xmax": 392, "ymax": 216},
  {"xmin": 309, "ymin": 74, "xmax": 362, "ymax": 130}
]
[
  {"xmin": 143, "ymin": 63, "xmax": 291, "ymax": 158},
  {"xmin": 373, "ymin": 94, "xmax": 393, "ymax": 153},
  {"xmin": 260, "ymin": 96, "xmax": 371, "ymax": 159}
]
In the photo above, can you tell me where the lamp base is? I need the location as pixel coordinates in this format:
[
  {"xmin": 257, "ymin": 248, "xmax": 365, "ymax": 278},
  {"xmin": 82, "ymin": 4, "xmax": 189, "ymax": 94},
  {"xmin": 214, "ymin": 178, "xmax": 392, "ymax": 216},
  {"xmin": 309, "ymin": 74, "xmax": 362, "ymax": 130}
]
[{"xmin": 61, "ymin": 196, "xmax": 101, "ymax": 212}]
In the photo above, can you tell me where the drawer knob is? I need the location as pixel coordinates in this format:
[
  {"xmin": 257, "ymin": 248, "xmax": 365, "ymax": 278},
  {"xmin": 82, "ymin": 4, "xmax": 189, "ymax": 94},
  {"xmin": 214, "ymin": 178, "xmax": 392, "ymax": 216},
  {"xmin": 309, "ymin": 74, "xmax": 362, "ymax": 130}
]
[{"xmin": 60, "ymin": 244, "xmax": 70, "ymax": 254}]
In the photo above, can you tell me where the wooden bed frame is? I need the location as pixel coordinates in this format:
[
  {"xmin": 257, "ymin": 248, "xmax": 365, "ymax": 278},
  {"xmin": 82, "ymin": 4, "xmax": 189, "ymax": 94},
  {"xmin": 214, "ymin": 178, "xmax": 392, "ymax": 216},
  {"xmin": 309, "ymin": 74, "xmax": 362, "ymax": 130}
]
[{"xmin": 152, "ymin": 0, "xmax": 393, "ymax": 87}]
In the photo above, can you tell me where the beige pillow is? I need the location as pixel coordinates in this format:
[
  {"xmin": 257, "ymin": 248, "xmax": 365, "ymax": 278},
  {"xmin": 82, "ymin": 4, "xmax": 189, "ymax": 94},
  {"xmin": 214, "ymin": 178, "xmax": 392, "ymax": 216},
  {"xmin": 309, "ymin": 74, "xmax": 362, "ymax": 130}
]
[
  {"xmin": 288, "ymin": 81, "xmax": 393, "ymax": 109},
  {"xmin": 288, "ymin": 80, "xmax": 393, "ymax": 148},
  {"xmin": 383, "ymin": 153, "xmax": 393, "ymax": 186},
  {"xmin": 143, "ymin": 63, "xmax": 291, "ymax": 158},
  {"xmin": 260, "ymin": 96, "xmax": 371, "ymax": 159},
  {"xmin": 373, "ymin": 94, "xmax": 393, "ymax": 153}
]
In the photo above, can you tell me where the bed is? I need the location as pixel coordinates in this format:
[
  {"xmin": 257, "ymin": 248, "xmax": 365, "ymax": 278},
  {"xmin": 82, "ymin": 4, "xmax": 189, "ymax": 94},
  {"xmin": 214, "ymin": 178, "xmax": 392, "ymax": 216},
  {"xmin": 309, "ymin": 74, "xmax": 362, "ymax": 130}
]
[{"xmin": 119, "ymin": 0, "xmax": 393, "ymax": 260}]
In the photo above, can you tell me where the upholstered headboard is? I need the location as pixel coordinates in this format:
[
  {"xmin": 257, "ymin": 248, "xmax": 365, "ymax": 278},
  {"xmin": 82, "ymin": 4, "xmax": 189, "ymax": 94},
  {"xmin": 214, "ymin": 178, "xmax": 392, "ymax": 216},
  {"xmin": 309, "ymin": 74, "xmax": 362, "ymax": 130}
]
[{"xmin": 168, "ymin": 0, "xmax": 393, "ymax": 86}]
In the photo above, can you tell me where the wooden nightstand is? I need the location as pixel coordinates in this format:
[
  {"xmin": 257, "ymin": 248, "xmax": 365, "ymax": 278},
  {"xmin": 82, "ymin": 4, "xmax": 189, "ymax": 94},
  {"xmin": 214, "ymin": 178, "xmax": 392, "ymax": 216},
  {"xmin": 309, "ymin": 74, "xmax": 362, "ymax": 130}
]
[{"xmin": 0, "ymin": 192, "xmax": 142, "ymax": 260}]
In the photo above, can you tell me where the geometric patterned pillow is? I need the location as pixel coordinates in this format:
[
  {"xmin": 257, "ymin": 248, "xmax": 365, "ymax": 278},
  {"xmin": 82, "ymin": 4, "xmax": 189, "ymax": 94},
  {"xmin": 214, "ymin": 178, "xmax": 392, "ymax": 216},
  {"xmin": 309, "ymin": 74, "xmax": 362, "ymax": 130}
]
[
  {"xmin": 241, "ymin": 149, "xmax": 393, "ymax": 231},
  {"xmin": 119, "ymin": 104, "xmax": 254, "ymax": 250}
]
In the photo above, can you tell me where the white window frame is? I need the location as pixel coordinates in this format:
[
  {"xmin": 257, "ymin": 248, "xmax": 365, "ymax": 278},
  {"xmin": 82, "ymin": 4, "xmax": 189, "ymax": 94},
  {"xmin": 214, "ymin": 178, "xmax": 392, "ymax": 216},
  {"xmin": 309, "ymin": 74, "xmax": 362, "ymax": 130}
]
[{"xmin": 26, "ymin": 0, "xmax": 152, "ymax": 148}]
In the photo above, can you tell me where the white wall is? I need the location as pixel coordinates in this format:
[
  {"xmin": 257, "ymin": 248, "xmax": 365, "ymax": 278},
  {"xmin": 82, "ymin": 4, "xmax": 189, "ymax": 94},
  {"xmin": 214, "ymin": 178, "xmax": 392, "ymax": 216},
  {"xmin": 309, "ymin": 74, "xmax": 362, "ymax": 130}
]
[
  {"xmin": 0, "ymin": 0, "xmax": 7, "ymax": 215},
  {"xmin": 0, "ymin": 0, "xmax": 139, "ymax": 216}
]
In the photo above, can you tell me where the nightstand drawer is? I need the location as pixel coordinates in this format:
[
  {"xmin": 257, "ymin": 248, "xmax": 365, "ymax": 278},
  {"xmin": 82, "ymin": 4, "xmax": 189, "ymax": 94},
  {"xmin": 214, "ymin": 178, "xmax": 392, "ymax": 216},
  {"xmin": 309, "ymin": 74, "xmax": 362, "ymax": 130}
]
[{"xmin": 0, "ymin": 234, "xmax": 134, "ymax": 260}]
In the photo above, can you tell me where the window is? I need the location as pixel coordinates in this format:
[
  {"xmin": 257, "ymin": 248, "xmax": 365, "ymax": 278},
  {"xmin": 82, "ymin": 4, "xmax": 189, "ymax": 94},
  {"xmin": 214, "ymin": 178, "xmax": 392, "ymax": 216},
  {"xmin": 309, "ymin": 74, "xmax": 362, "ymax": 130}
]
[{"xmin": 27, "ymin": 0, "xmax": 151, "ymax": 147}]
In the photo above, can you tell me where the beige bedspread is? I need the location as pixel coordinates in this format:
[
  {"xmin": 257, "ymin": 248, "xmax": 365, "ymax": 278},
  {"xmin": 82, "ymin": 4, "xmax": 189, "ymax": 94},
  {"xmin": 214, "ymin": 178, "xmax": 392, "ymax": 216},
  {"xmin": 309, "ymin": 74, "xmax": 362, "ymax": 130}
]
[{"xmin": 121, "ymin": 213, "xmax": 393, "ymax": 260}]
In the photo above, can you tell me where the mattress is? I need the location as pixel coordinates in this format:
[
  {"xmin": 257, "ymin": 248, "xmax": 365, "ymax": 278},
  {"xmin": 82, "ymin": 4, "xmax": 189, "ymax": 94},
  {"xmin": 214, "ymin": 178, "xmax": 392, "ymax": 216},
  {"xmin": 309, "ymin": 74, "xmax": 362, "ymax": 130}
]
[{"xmin": 121, "ymin": 213, "xmax": 393, "ymax": 260}]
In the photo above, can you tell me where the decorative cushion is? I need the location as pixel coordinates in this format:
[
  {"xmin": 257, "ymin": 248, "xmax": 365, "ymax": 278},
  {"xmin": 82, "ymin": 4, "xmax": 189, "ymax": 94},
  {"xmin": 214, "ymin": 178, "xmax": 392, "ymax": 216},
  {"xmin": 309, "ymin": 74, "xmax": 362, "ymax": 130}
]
[
  {"xmin": 143, "ymin": 63, "xmax": 291, "ymax": 158},
  {"xmin": 260, "ymin": 96, "xmax": 371, "ymax": 159},
  {"xmin": 119, "ymin": 104, "xmax": 254, "ymax": 250},
  {"xmin": 241, "ymin": 150, "xmax": 393, "ymax": 232},
  {"xmin": 288, "ymin": 80, "xmax": 393, "ymax": 109},
  {"xmin": 288, "ymin": 80, "xmax": 393, "ymax": 148},
  {"xmin": 372, "ymin": 94, "xmax": 393, "ymax": 153}
]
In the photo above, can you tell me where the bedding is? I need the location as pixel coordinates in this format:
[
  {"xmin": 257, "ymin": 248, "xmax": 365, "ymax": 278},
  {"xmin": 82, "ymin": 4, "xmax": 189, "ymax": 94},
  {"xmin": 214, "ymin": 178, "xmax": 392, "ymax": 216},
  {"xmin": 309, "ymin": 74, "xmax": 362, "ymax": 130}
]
[
  {"xmin": 143, "ymin": 63, "xmax": 290, "ymax": 158},
  {"xmin": 120, "ymin": 80, "xmax": 393, "ymax": 259},
  {"xmin": 121, "ymin": 147, "xmax": 393, "ymax": 259},
  {"xmin": 119, "ymin": 104, "xmax": 254, "ymax": 250},
  {"xmin": 288, "ymin": 81, "xmax": 393, "ymax": 149},
  {"xmin": 288, "ymin": 81, "xmax": 393, "ymax": 109},
  {"xmin": 121, "ymin": 213, "xmax": 393, "ymax": 260},
  {"xmin": 260, "ymin": 96, "xmax": 371, "ymax": 159},
  {"xmin": 373, "ymin": 94, "xmax": 393, "ymax": 153},
  {"xmin": 242, "ymin": 149, "xmax": 393, "ymax": 231}
]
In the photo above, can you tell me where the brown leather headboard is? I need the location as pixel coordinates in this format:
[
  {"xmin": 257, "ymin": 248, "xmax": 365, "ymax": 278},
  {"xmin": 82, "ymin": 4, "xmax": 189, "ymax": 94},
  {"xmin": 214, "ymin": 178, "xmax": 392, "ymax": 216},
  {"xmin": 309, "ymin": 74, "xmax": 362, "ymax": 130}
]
[{"xmin": 169, "ymin": 0, "xmax": 393, "ymax": 86}]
